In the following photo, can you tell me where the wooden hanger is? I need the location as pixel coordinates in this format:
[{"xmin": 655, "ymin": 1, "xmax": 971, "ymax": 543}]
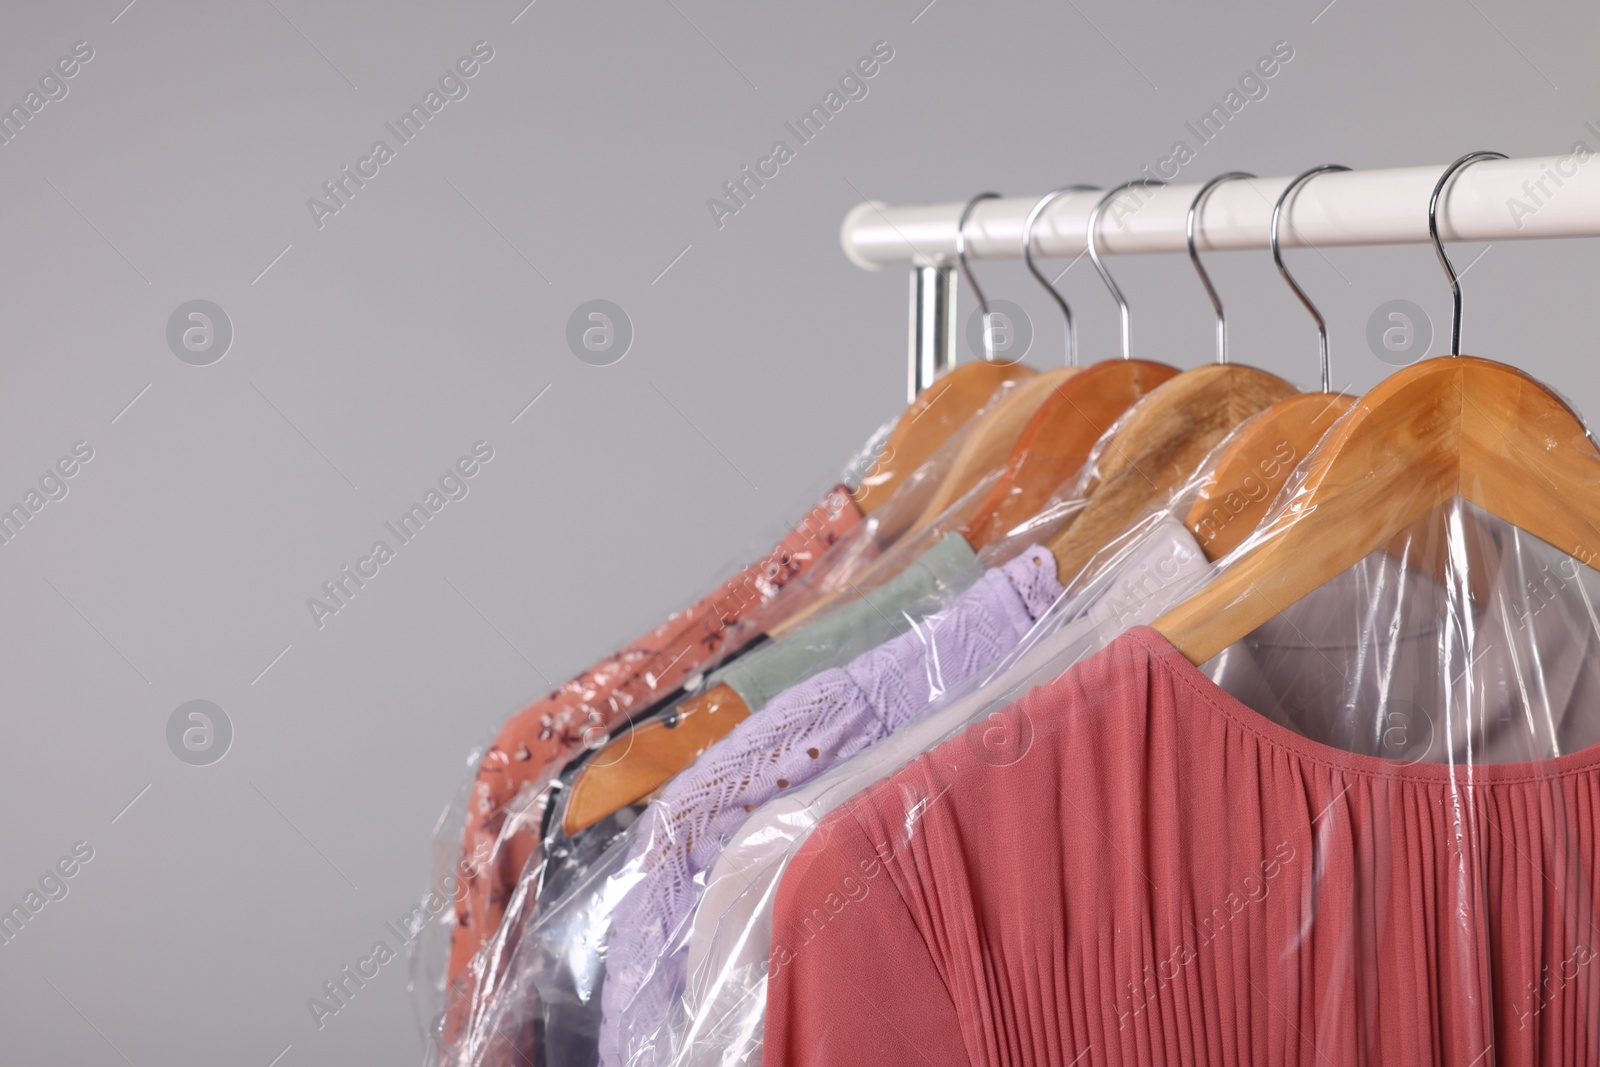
[
  {"xmin": 1155, "ymin": 355, "xmax": 1600, "ymax": 662},
  {"xmin": 1043, "ymin": 362, "xmax": 1297, "ymax": 583},
  {"xmin": 851, "ymin": 359, "xmax": 1037, "ymax": 516},
  {"xmin": 908, "ymin": 182, "xmax": 1184, "ymax": 543},
  {"xmin": 1184, "ymin": 392, "xmax": 1352, "ymax": 559},
  {"xmin": 760, "ymin": 366, "xmax": 1075, "ymax": 642},
  {"xmin": 960, "ymin": 359, "xmax": 1178, "ymax": 548},
  {"xmin": 1156, "ymin": 152, "xmax": 1600, "ymax": 663},
  {"xmin": 961, "ymin": 185, "xmax": 1182, "ymax": 549},
  {"xmin": 898, "ymin": 366, "xmax": 1082, "ymax": 534},
  {"xmin": 1181, "ymin": 168, "xmax": 1356, "ymax": 561},
  {"xmin": 889, "ymin": 192, "xmax": 1099, "ymax": 539},
  {"xmin": 710, "ymin": 358, "xmax": 1037, "ymax": 655}
]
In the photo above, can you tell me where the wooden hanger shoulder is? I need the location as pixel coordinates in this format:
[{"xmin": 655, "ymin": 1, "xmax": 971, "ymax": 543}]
[
  {"xmin": 852, "ymin": 361, "xmax": 1036, "ymax": 515},
  {"xmin": 1153, "ymin": 356, "xmax": 1600, "ymax": 665},
  {"xmin": 1044, "ymin": 363, "xmax": 1298, "ymax": 585},
  {"xmin": 563, "ymin": 683, "xmax": 752, "ymax": 836},
  {"xmin": 901, "ymin": 366, "xmax": 1080, "ymax": 536},
  {"xmin": 961, "ymin": 360, "xmax": 1179, "ymax": 549},
  {"xmin": 1183, "ymin": 392, "xmax": 1355, "ymax": 560},
  {"xmin": 800, "ymin": 367, "xmax": 1079, "ymax": 637}
]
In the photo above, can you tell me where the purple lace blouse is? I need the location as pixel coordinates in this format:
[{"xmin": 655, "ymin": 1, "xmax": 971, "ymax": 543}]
[{"xmin": 598, "ymin": 545, "xmax": 1063, "ymax": 1066}]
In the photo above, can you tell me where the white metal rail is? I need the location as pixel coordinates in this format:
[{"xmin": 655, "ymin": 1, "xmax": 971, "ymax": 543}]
[
  {"xmin": 843, "ymin": 155, "xmax": 1600, "ymax": 268},
  {"xmin": 848, "ymin": 154, "xmax": 1600, "ymax": 398}
]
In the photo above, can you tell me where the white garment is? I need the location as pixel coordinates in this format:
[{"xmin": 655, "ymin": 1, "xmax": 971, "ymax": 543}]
[{"xmin": 676, "ymin": 515, "xmax": 1210, "ymax": 1065}]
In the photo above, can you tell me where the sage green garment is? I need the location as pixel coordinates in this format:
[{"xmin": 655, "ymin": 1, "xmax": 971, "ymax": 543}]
[{"xmin": 705, "ymin": 532, "xmax": 978, "ymax": 712}]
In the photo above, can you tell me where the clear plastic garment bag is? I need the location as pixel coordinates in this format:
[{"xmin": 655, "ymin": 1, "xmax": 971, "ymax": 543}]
[
  {"xmin": 425, "ymin": 384, "xmax": 1093, "ymax": 1067},
  {"xmin": 416, "ymin": 394, "xmax": 980, "ymax": 1065},
  {"xmin": 437, "ymin": 157, "xmax": 1600, "ymax": 1067},
  {"xmin": 625, "ymin": 371, "xmax": 1600, "ymax": 1065}
]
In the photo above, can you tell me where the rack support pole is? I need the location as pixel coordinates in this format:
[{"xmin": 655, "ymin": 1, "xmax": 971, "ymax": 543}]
[{"xmin": 909, "ymin": 264, "xmax": 956, "ymax": 401}]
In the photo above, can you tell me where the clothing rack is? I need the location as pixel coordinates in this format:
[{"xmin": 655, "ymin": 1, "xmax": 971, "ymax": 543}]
[{"xmin": 839, "ymin": 154, "xmax": 1600, "ymax": 399}]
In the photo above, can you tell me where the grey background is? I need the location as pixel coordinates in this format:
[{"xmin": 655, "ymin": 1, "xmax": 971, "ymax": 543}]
[{"xmin": 0, "ymin": 0, "xmax": 1595, "ymax": 1063}]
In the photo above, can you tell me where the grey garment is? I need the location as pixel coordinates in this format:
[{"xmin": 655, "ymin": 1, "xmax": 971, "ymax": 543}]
[
  {"xmin": 535, "ymin": 801, "xmax": 643, "ymax": 1067},
  {"xmin": 705, "ymin": 531, "xmax": 979, "ymax": 712},
  {"xmin": 1208, "ymin": 504, "xmax": 1600, "ymax": 766}
]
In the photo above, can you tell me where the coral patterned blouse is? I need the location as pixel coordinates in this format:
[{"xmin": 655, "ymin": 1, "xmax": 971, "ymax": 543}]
[{"xmin": 447, "ymin": 487, "xmax": 861, "ymax": 993}]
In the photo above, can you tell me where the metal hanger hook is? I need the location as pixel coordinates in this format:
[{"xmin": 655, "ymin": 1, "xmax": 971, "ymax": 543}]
[
  {"xmin": 1087, "ymin": 179, "xmax": 1164, "ymax": 360},
  {"xmin": 955, "ymin": 192, "xmax": 1002, "ymax": 361},
  {"xmin": 1023, "ymin": 184, "xmax": 1101, "ymax": 367},
  {"xmin": 1429, "ymin": 151, "xmax": 1507, "ymax": 356},
  {"xmin": 1272, "ymin": 164, "xmax": 1350, "ymax": 393},
  {"xmin": 1187, "ymin": 172, "xmax": 1256, "ymax": 365}
]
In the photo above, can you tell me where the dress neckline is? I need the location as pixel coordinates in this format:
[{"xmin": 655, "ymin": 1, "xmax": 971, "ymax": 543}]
[{"xmin": 1127, "ymin": 625, "xmax": 1600, "ymax": 786}]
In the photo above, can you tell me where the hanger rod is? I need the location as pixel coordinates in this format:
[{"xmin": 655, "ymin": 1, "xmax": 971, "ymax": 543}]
[{"xmin": 842, "ymin": 155, "xmax": 1600, "ymax": 269}]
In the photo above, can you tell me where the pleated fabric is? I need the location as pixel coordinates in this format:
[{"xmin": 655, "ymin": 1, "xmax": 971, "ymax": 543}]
[{"xmin": 764, "ymin": 626, "xmax": 1600, "ymax": 1067}]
